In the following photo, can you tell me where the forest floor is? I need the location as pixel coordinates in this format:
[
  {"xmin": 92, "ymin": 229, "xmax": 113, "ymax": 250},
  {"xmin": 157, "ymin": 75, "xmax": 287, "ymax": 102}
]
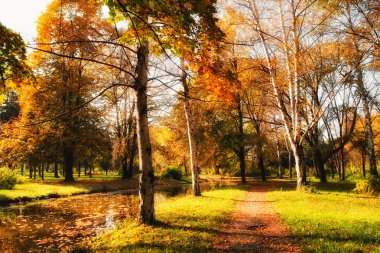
[{"xmin": 213, "ymin": 182, "xmax": 300, "ymax": 253}]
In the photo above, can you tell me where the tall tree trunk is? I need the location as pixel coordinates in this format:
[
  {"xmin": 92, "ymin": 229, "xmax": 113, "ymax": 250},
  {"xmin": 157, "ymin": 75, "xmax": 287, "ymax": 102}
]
[
  {"xmin": 121, "ymin": 155, "xmax": 128, "ymax": 179},
  {"xmin": 254, "ymin": 124, "xmax": 265, "ymax": 181},
  {"xmin": 313, "ymin": 147, "xmax": 327, "ymax": 183},
  {"xmin": 29, "ymin": 164, "xmax": 32, "ymax": 179},
  {"xmin": 340, "ymin": 149, "xmax": 346, "ymax": 181},
  {"xmin": 135, "ymin": 44, "xmax": 155, "ymax": 224},
  {"xmin": 289, "ymin": 155, "xmax": 293, "ymax": 178},
  {"xmin": 41, "ymin": 164, "xmax": 44, "ymax": 180},
  {"xmin": 236, "ymin": 95, "xmax": 246, "ymax": 184},
  {"xmin": 293, "ymin": 144, "xmax": 305, "ymax": 190},
  {"xmin": 251, "ymin": 156, "xmax": 255, "ymax": 177},
  {"xmin": 362, "ymin": 147, "xmax": 366, "ymax": 178},
  {"xmin": 181, "ymin": 59, "xmax": 201, "ymax": 196},
  {"xmin": 276, "ymin": 138, "xmax": 283, "ymax": 179},
  {"xmin": 122, "ymin": 102, "xmax": 136, "ymax": 180},
  {"xmin": 357, "ymin": 68, "xmax": 378, "ymax": 177},
  {"xmin": 21, "ymin": 164, "xmax": 24, "ymax": 176},
  {"xmin": 183, "ymin": 157, "xmax": 188, "ymax": 176},
  {"xmin": 54, "ymin": 162, "xmax": 59, "ymax": 178},
  {"xmin": 258, "ymin": 155, "xmax": 266, "ymax": 181},
  {"xmin": 285, "ymin": 137, "xmax": 292, "ymax": 178},
  {"xmin": 127, "ymin": 130, "xmax": 137, "ymax": 179},
  {"xmin": 78, "ymin": 161, "xmax": 81, "ymax": 178},
  {"xmin": 63, "ymin": 146, "xmax": 74, "ymax": 182}
]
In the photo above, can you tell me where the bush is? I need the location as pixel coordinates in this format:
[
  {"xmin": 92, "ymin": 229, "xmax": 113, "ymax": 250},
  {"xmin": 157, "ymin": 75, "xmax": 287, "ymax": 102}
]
[
  {"xmin": 302, "ymin": 185, "xmax": 318, "ymax": 194},
  {"xmin": 0, "ymin": 167, "xmax": 21, "ymax": 190},
  {"xmin": 354, "ymin": 177, "xmax": 380, "ymax": 195},
  {"xmin": 162, "ymin": 167, "xmax": 182, "ymax": 180}
]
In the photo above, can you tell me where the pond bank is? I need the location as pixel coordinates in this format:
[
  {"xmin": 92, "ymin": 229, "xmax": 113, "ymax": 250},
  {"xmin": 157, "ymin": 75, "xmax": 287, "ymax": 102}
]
[{"xmin": 0, "ymin": 177, "xmax": 193, "ymax": 206}]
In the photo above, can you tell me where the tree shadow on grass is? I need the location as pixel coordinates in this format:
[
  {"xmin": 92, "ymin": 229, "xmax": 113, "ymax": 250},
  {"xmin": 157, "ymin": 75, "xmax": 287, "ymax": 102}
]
[
  {"xmin": 313, "ymin": 181, "xmax": 356, "ymax": 193},
  {"xmin": 76, "ymin": 220, "xmax": 227, "ymax": 253},
  {"xmin": 203, "ymin": 195, "xmax": 275, "ymax": 203},
  {"xmin": 288, "ymin": 220, "xmax": 380, "ymax": 252},
  {"xmin": 291, "ymin": 230, "xmax": 380, "ymax": 247}
]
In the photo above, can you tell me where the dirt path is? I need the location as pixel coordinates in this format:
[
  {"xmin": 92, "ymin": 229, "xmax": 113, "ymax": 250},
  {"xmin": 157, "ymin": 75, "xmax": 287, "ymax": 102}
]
[{"xmin": 213, "ymin": 183, "xmax": 300, "ymax": 252}]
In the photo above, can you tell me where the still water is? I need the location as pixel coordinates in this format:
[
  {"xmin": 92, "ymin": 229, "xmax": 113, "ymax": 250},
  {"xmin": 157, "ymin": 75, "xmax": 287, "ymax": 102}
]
[{"xmin": 0, "ymin": 184, "xmax": 216, "ymax": 253}]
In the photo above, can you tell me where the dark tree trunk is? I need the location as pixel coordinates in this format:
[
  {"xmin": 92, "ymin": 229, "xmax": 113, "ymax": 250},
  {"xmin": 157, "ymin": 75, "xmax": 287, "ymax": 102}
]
[
  {"xmin": 78, "ymin": 161, "xmax": 81, "ymax": 178},
  {"xmin": 63, "ymin": 147, "xmax": 74, "ymax": 182},
  {"xmin": 127, "ymin": 131, "xmax": 137, "ymax": 179},
  {"xmin": 135, "ymin": 44, "xmax": 155, "ymax": 224},
  {"xmin": 54, "ymin": 162, "xmax": 59, "ymax": 178},
  {"xmin": 312, "ymin": 147, "xmax": 327, "ymax": 183},
  {"xmin": 341, "ymin": 150, "xmax": 346, "ymax": 181},
  {"xmin": 183, "ymin": 157, "xmax": 188, "ymax": 176},
  {"xmin": 362, "ymin": 147, "xmax": 366, "ymax": 178},
  {"xmin": 29, "ymin": 164, "xmax": 32, "ymax": 179},
  {"xmin": 62, "ymin": 162, "xmax": 65, "ymax": 177},
  {"xmin": 289, "ymin": 153, "xmax": 292, "ymax": 178},
  {"xmin": 33, "ymin": 167, "xmax": 37, "ymax": 180},
  {"xmin": 124, "ymin": 103, "xmax": 136, "ymax": 180},
  {"xmin": 21, "ymin": 164, "xmax": 24, "ymax": 176},
  {"xmin": 41, "ymin": 164, "xmax": 44, "ymax": 180},
  {"xmin": 89, "ymin": 165, "xmax": 92, "ymax": 178},
  {"xmin": 121, "ymin": 157, "xmax": 128, "ymax": 180},
  {"xmin": 276, "ymin": 145, "xmax": 283, "ymax": 179},
  {"xmin": 330, "ymin": 159, "xmax": 335, "ymax": 179},
  {"xmin": 258, "ymin": 156, "xmax": 266, "ymax": 181},
  {"xmin": 236, "ymin": 95, "xmax": 246, "ymax": 184},
  {"xmin": 251, "ymin": 157, "xmax": 255, "ymax": 177}
]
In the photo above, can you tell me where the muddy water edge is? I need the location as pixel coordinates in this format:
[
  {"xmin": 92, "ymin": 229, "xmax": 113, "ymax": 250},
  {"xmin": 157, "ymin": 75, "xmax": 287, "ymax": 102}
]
[{"xmin": 0, "ymin": 182, "xmax": 228, "ymax": 252}]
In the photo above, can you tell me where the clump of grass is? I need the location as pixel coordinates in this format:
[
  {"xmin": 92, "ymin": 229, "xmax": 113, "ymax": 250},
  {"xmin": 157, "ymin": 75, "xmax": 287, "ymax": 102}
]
[
  {"xmin": 0, "ymin": 183, "xmax": 90, "ymax": 202},
  {"xmin": 268, "ymin": 189, "xmax": 380, "ymax": 252},
  {"xmin": 354, "ymin": 177, "xmax": 380, "ymax": 195},
  {"xmin": 0, "ymin": 167, "xmax": 22, "ymax": 189},
  {"xmin": 302, "ymin": 185, "xmax": 318, "ymax": 194},
  {"xmin": 83, "ymin": 187, "xmax": 246, "ymax": 252}
]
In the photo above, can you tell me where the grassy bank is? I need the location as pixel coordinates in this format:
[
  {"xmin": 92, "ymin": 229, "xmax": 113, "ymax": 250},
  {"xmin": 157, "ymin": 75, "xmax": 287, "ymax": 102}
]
[
  {"xmin": 0, "ymin": 183, "xmax": 91, "ymax": 203},
  {"xmin": 0, "ymin": 176, "xmax": 192, "ymax": 205},
  {"xmin": 82, "ymin": 187, "xmax": 246, "ymax": 252},
  {"xmin": 268, "ymin": 185, "xmax": 380, "ymax": 252}
]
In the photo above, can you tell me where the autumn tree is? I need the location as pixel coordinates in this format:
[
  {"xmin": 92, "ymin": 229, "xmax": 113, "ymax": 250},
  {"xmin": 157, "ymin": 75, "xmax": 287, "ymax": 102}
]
[
  {"xmin": 0, "ymin": 22, "xmax": 28, "ymax": 92},
  {"xmin": 337, "ymin": 0, "xmax": 380, "ymax": 177},
  {"xmin": 106, "ymin": 0, "xmax": 224, "ymax": 223},
  {"xmin": 32, "ymin": 0, "xmax": 113, "ymax": 182},
  {"xmin": 233, "ymin": 0, "xmax": 350, "ymax": 189}
]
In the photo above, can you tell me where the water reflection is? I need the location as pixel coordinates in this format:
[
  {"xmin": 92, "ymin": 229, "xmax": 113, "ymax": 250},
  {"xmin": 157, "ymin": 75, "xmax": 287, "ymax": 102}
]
[{"xmin": 0, "ymin": 183, "xmax": 229, "ymax": 252}]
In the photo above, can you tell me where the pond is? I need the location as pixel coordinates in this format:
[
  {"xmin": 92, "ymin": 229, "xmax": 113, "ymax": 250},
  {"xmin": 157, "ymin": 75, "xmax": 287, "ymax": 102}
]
[{"xmin": 0, "ymin": 183, "xmax": 224, "ymax": 253}]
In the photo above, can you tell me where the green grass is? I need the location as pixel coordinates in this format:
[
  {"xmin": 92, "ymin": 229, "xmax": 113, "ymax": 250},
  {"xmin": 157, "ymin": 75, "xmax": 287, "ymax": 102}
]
[
  {"xmin": 20, "ymin": 172, "xmax": 122, "ymax": 181},
  {"xmin": 82, "ymin": 187, "xmax": 247, "ymax": 252},
  {"xmin": 0, "ymin": 183, "xmax": 91, "ymax": 202},
  {"xmin": 268, "ymin": 186, "xmax": 380, "ymax": 253}
]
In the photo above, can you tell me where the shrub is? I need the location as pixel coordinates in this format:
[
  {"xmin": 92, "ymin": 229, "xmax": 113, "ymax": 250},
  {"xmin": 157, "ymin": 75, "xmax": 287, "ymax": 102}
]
[
  {"xmin": 0, "ymin": 167, "xmax": 21, "ymax": 190},
  {"xmin": 354, "ymin": 177, "xmax": 380, "ymax": 195},
  {"xmin": 162, "ymin": 167, "xmax": 182, "ymax": 180},
  {"xmin": 302, "ymin": 185, "xmax": 318, "ymax": 194}
]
